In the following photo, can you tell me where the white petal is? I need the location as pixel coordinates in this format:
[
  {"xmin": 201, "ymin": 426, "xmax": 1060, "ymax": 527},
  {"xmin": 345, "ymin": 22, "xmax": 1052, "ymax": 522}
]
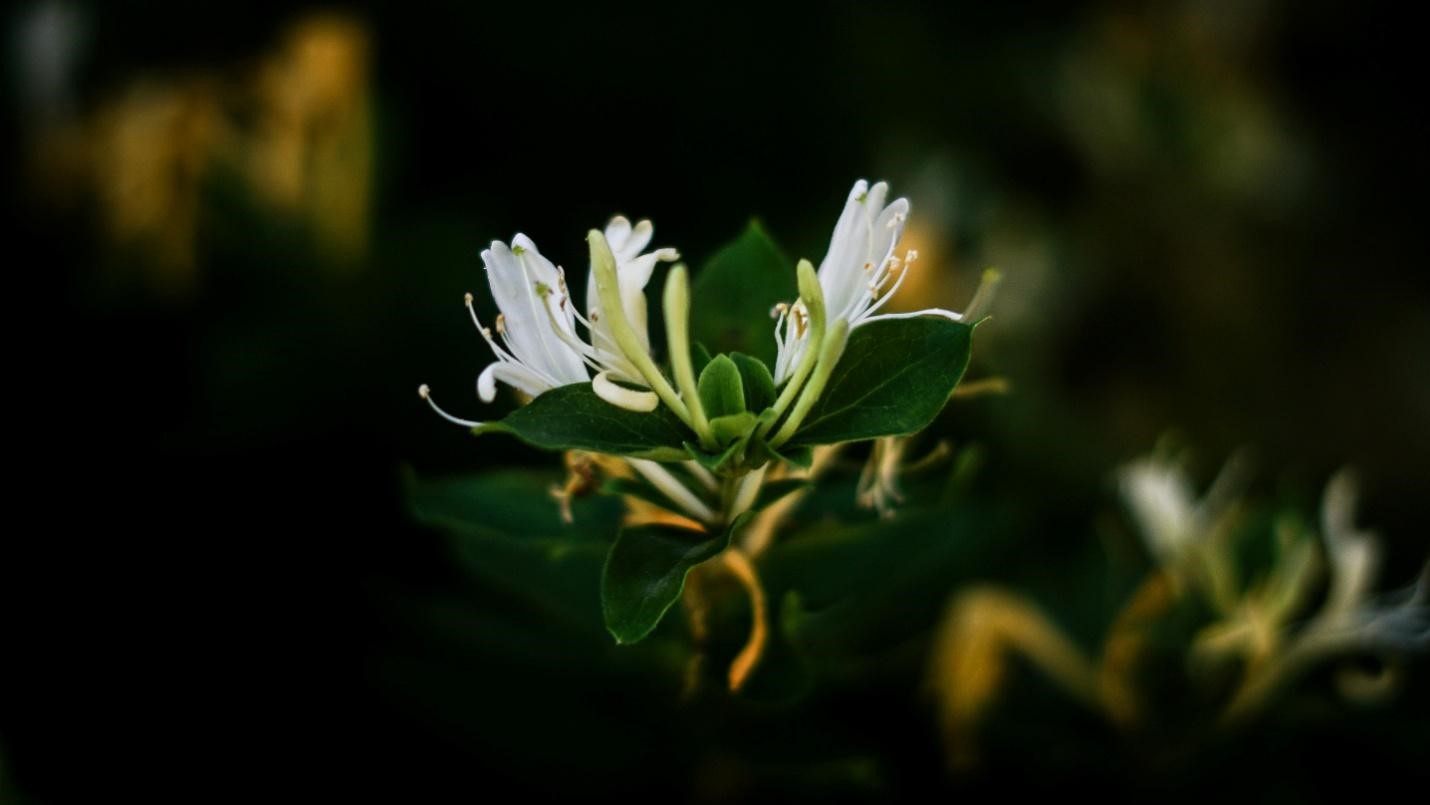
[
  {"xmin": 477, "ymin": 360, "xmax": 554, "ymax": 402},
  {"xmin": 1321, "ymin": 472, "xmax": 1382, "ymax": 619},
  {"xmin": 604, "ymin": 216, "xmax": 633, "ymax": 258},
  {"xmin": 1119, "ymin": 459, "xmax": 1197, "ymax": 565},
  {"xmin": 484, "ymin": 237, "xmax": 587, "ymax": 384},
  {"xmin": 625, "ymin": 219, "xmax": 654, "ymax": 257},
  {"xmin": 818, "ymin": 182, "xmax": 875, "ymax": 319},
  {"xmin": 865, "ymin": 181, "xmax": 890, "ymax": 213},
  {"xmin": 584, "ymin": 233, "xmax": 677, "ymax": 368},
  {"xmin": 592, "ymin": 370, "xmax": 659, "ymax": 412}
]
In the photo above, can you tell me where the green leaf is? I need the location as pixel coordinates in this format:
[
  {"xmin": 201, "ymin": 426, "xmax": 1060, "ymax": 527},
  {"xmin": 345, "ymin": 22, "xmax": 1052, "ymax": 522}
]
[
  {"xmin": 730, "ymin": 352, "xmax": 776, "ymax": 413},
  {"xmin": 689, "ymin": 222, "xmax": 796, "ymax": 366},
  {"xmin": 690, "ymin": 342, "xmax": 713, "ymax": 377},
  {"xmin": 786, "ymin": 317, "xmax": 974, "ymax": 447},
  {"xmin": 476, "ymin": 382, "xmax": 692, "ymax": 460},
  {"xmin": 404, "ymin": 469, "xmax": 624, "ymax": 634},
  {"xmin": 752, "ymin": 478, "xmax": 812, "ymax": 512},
  {"xmin": 762, "ymin": 501, "xmax": 1007, "ymax": 657},
  {"xmin": 709, "ymin": 411, "xmax": 759, "ymax": 447},
  {"xmin": 405, "ymin": 467, "xmax": 621, "ymax": 539},
  {"xmin": 698, "ymin": 354, "xmax": 746, "ymax": 418},
  {"xmin": 601, "ymin": 512, "xmax": 755, "ymax": 644}
]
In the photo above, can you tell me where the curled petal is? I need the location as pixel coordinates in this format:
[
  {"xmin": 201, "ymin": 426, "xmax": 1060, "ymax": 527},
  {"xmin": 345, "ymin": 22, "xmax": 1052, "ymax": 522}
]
[
  {"xmin": 478, "ymin": 361, "xmax": 554, "ymax": 402},
  {"xmin": 592, "ymin": 370, "xmax": 659, "ymax": 412}
]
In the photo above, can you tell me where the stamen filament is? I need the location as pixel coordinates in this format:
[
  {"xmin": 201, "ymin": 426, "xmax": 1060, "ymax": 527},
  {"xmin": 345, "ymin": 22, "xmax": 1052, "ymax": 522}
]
[
  {"xmin": 858, "ymin": 251, "xmax": 917, "ymax": 320},
  {"xmin": 418, "ymin": 384, "xmax": 483, "ymax": 429}
]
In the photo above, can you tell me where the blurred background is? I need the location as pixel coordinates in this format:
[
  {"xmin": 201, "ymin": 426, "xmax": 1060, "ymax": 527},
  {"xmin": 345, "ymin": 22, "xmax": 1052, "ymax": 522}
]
[{"xmin": 5, "ymin": 0, "xmax": 1428, "ymax": 800}]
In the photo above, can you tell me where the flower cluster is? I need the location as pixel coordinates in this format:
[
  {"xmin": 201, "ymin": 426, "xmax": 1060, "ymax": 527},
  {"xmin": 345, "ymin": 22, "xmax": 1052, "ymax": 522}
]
[
  {"xmin": 416, "ymin": 178, "xmax": 998, "ymax": 656},
  {"xmin": 1118, "ymin": 452, "xmax": 1430, "ymax": 721},
  {"xmin": 419, "ymin": 179, "xmax": 997, "ymax": 460}
]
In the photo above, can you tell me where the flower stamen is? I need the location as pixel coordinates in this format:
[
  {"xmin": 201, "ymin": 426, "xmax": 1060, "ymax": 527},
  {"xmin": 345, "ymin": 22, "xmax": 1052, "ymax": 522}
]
[{"xmin": 417, "ymin": 384, "xmax": 483, "ymax": 428}]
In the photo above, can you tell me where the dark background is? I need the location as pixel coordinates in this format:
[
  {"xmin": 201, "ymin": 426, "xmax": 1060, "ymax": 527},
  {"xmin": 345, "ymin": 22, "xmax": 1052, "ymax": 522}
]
[{"xmin": 5, "ymin": 1, "xmax": 1428, "ymax": 800}]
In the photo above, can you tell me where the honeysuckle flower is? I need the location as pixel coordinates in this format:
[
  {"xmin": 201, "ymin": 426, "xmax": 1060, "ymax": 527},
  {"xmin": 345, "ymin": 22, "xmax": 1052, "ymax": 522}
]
[
  {"xmin": 556, "ymin": 216, "xmax": 680, "ymax": 411},
  {"xmin": 475, "ymin": 235, "xmax": 590, "ymax": 399},
  {"xmin": 583, "ymin": 216, "xmax": 679, "ymax": 371},
  {"xmin": 418, "ymin": 218, "xmax": 680, "ymax": 424},
  {"xmin": 1117, "ymin": 451, "xmax": 1246, "ymax": 605},
  {"xmin": 774, "ymin": 179, "xmax": 999, "ymax": 383},
  {"xmin": 1300, "ymin": 472, "xmax": 1429, "ymax": 650},
  {"xmin": 1117, "ymin": 453, "xmax": 1427, "ymax": 720},
  {"xmin": 1118, "ymin": 452, "xmax": 1243, "ymax": 567},
  {"xmin": 419, "ymin": 233, "xmax": 587, "ymax": 427},
  {"xmin": 1210, "ymin": 471, "xmax": 1430, "ymax": 722}
]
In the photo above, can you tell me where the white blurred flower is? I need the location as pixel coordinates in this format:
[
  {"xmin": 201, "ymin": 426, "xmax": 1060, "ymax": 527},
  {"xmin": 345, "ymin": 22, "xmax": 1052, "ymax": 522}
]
[
  {"xmin": 1116, "ymin": 460, "xmax": 1430, "ymax": 723},
  {"xmin": 1301, "ymin": 472, "xmax": 1429, "ymax": 651},
  {"xmin": 1116, "ymin": 451, "xmax": 1247, "ymax": 607}
]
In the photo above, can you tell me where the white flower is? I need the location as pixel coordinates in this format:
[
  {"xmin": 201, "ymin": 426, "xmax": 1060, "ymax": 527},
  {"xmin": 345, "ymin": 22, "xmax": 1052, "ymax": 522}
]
[
  {"xmin": 569, "ymin": 216, "xmax": 679, "ymax": 407},
  {"xmin": 1306, "ymin": 472, "xmax": 1429, "ymax": 649},
  {"xmin": 1116, "ymin": 450, "xmax": 1249, "ymax": 609},
  {"xmin": 773, "ymin": 179, "xmax": 997, "ymax": 384},
  {"xmin": 1114, "ymin": 454, "xmax": 1428, "ymax": 721},
  {"xmin": 582, "ymin": 216, "xmax": 679, "ymax": 373},
  {"xmin": 419, "ymin": 219, "xmax": 679, "ymax": 425},
  {"xmin": 1118, "ymin": 454, "xmax": 1231, "ymax": 567},
  {"xmin": 474, "ymin": 235, "xmax": 589, "ymax": 400}
]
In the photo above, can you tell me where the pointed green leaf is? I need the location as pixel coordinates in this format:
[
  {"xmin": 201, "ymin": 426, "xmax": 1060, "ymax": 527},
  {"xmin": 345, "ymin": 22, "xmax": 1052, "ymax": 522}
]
[
  {"xmin": 475, "ymin": 382, "xmax": 692, "ymax": 460},
  {"xmin": 404, "ymin": 469, "xmax": 624, "ymax": 634},
  {"xmin": 601, "ymin": 512, "xmax": 755, "ymax": 644},
  {"xmin": 698, "ymin": 354, "xmax": 746, "ymax": 418},
  {"xmin": 730, "ymin": 352, "xmax": 777, "ymax": 413},
  {"xmin": 690, "ymin": 342, "xmax": 714, "ymax": 376},
  {"xmin": 689, "ymin": 222, "xmax": 796, "ymax": 366},
  {"xmin": 786, "ymin": 317, "xmax": 974, "ymax": 447},
  {"xmin": 709, "ymin": 411, "xmax": 759, "ymax": 447}
]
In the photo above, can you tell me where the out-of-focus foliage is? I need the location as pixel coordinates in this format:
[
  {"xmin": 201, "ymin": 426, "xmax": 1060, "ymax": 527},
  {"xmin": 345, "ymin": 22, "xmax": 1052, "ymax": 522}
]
[{"xmin": 7, "ymin": 1, "xmax": 1430, "ymax": 801}]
